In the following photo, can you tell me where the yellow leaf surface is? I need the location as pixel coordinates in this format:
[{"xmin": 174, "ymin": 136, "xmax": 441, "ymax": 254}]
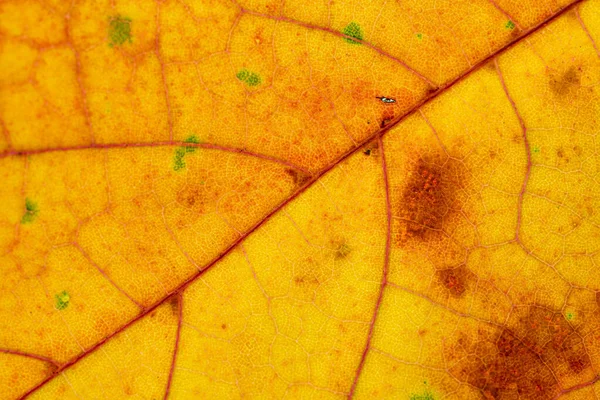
[{"xmin": 1, "ymin": 0, "xmax": 600, "ymax": 399}]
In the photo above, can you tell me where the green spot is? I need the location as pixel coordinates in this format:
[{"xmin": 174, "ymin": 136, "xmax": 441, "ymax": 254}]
[
  {"xmin": 108, "ymin": 15, "xmax": 132, "ymax": 47},
  {"xmin": 55, "ymin": 291, "xmax": 70, "ymax": 310},
  {"xmin": 184, "ymin": 135, "xmax": 200, "ymax": 153},
  {"xmin": 505, "ymin": 20, "xmax": 515, "ymax": 30},
  {"xmin": 410, "ymin": 391, "xmax": 435, "ymax": 400},
  {"xmin": 173, "ymin": 147, "xmax": 186, "ymax": 171},
  {"xmin": 342, "ymin": 22, "xmax": 363, "ymax": 44},
  {"xmin": 416, "ymin": 33, "xmax": 423, "ymax": 40},
  {"xmin": 566, "ymin": 311, "xmax": 576, "ymax": 321},
  {"xmin": 532, "ymin": 145, "xmax": 540, "ymax": 154},
  {"xmin": 173, "ymin": 136, "xmax": 202, "ymax": 171},
  {"xmin": 21, "ymin": 198, "xmax": 39, "ymax": 224},
  {"xmin": 236, "ymin": 69, "xmax": 262, "ymax": 86}
]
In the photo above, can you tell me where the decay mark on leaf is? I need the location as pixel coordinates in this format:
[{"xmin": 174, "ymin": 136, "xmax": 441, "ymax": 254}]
[
  {"xmin": 437, "ymin": 266, "xmax": 469, "ymax": 298},
  {"xmin": 445, "ymin": 304, "xmax": 597, "ymax": 400},
  {"xmin": 284, "ymin": 168, "xmax": 310, "ymax": 186}
]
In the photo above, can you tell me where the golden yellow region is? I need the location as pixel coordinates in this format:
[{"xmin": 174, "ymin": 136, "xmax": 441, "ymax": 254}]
[{"xmin": 0, "ymin": 0, "xmax": 599, "ymax": 399}]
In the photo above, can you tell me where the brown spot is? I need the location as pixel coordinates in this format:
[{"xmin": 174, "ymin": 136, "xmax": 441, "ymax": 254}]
[
  {"xmin": 569, "ymin": 358, "xmax": 587, "ymax": 373},
  {"xmin": 169, "ymin": 295, "xmax": 180, "ymax": 314},
  {"xmin": 426, "ymin": 85, "xmax": 439, "ymax": 96},
  {"xmin": 380, "ymin": 118, "xmax": 392, "ymax": 128},
  {"xmin": 549, "ymin": 66, "xmax": 580, "ymax": 96},
  {"xmin": 398, "ymin": 158, "xmax": 446, "ymax": 240},
  {"xmin": 596, "ymin": 291, "xmax": 600, "ymax": 309},
  {"xmin": 391, "ymin": 141, "xmax": 477, "ymax": 269},
  {"xmin": 362, "ymin": 140, "xmax": 379, "ymax": 157},
  {"xmin": 484, "ymin": 60, "xmax": 497, "ymax": 72},
  {"xmin": 334, "ymin": 242, "xmax": 351, "ymax": 259},
  {"xmin": 176, "ymin": 185, "xmax": 204, "ymax": 209},
  {"xmin": 418, "ymin": 329, "xmax": 427, "ymax": 337},
  {"xmin": 284, "ymin": 168, "xmax": 310, "ymax": 186},
  {"xmin": 221, "ymin": 323, "xmax": 227, "ymax": 330},
  {"xmin": 438, "ymin": 267, "xmax": 468, "ymax": 297},
  {"xmin": 446, "ymin": 304, "xmax": 594, "ymax": 400},
  {"xmin": 509, "ymin": 25, "xmax": 522, "ymax": 40}
]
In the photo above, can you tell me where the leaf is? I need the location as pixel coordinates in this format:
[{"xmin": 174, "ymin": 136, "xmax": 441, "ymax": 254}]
[{"xmin": 1, "ymin": 0, "xmax": 600, "ymax": 399}]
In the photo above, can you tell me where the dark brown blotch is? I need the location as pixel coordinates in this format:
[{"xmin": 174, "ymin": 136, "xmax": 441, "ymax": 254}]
[
  {"xmin": 445, "ymin": 304, "xmax": 593, "ymax": 400},
  {"xmin": 549, "ymin": 66, "xmax": 580, "ymax": 96},
  {"xmin": 362, "ymin": 140, "xmax": 379, "ymax": 157}
]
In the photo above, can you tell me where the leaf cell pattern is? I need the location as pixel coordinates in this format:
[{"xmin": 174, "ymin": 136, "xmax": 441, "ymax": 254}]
[{"xmin": 1, "ymin": 0, "xmax": 600, "ymax": 399}]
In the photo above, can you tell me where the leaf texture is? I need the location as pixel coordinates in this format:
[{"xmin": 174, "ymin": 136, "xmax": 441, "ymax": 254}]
[{"xmin": 1, "ymin": 0, "xmax": 600, "ymax": 399}]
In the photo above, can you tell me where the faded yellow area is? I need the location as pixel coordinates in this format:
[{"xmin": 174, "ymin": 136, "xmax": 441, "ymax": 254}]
[{"xmin": 0, "ymin": 0, "xmax": 600, "ymax": 399}]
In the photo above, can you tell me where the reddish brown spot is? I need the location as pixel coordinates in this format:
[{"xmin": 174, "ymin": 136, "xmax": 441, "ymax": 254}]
[
  {"xmin": 392, "ymin": 145, "xmax": 473, "ymax": 265},
  {"xmin": 426, "ymin": 85, "xmax": 439, "ymax": 96},
  {"xmin": 176, "ymin": 186, "xmax": 203, "ymax": 209},
  {"xmin": 399, "ymin": 159, "xmax": 446, "ymax": 239},
  {"xmin": 169, "ymin": 296, "xmax": 180, "ymax": 314},
  {"xmin": 569, "ymin": 358, "xmax": 587, "ymax": 373},
  {"xmin": 284, "ymin": 168, "xmax": 310, "ymax": 186},
  {"xmin": 438, "ymin": 267, "xmax": 467, "ymax": 297},
  {"xmin": 221, "ymin": 323, "xmax": 227, "ymax": 330},
  {"xmin": 446, "ymin": 305, "xmax": 593, "ymax": 400}
]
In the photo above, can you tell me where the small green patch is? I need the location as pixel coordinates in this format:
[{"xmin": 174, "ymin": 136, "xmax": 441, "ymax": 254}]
[
  {"xmin": 173, "ymin": 135, "xmax": 202, "ymax": 171},
  {"xmin": 21, "ymin": 198, "xmax": 39, "ymax": 224},
  {"xmin": 236, "ymin": 69, "xmax": 262, "ymax": 87},
  {"xmin": 108, "ymin": 15, "xmax": 132, "ymax": 47},
  {"xmin": 184, "ymin": 135, "xmax": 200, "ymax": 153},
  {"xmin": 505, "ymin": 20, "xmax": 515, "ymax": 30},
  {"xmin": 416, "ymin": 33, "xmax": 423, "ymax": 40},
  {"xmin": 410, "ymin": 391, "xmax": 435, "ymax": 400},
  {"xmin": 55, "ymin": 291, "xmax": 70, "ymax": 310},
  {"xmin": 566, "ymin": 311, "xmax": 576, "ymax": 321},
  {"xmin": 173, "ymin": 147, "xmax": 186, "ymax": 171},
  {"xmin": 342, "ymin": 22, "xmax": 363, "ymax": 44},
  {"xmin": 532, "ymin": 145, "xmax": 540, "ymax": 154}
]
